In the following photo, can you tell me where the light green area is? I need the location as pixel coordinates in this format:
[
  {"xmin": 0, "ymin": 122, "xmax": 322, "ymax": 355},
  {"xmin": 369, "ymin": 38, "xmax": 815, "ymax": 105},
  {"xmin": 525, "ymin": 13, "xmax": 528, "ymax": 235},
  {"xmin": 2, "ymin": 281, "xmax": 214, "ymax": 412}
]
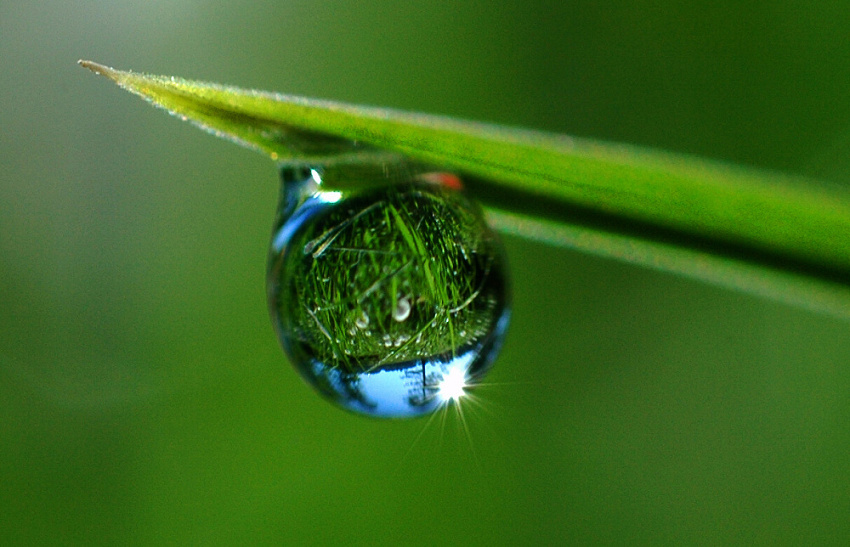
[{"xmin": 4, "ymin": 2, "xmax": 850, "ymax": 544}]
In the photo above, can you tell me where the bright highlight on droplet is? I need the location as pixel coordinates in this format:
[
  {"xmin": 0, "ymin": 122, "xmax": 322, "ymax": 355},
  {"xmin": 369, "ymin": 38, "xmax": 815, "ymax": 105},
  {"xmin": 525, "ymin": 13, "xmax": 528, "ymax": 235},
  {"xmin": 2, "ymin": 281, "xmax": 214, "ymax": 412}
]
[
  {"xmin": 437, "ymin": 365, "xmax": 468, "ymax": 402},
  {"xmin": 318, "ymin": 190, "xmax": 343, "ymax": 203}
]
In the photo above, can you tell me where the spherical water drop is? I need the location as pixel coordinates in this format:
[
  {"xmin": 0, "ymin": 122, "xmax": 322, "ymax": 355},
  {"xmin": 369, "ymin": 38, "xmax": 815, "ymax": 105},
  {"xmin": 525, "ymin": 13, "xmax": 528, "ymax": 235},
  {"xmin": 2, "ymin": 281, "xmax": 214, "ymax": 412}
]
[
  {"xmin": 267, "ymin": 162, "xmax": 510, "ymax": 418},
  {"xmin": 393, "ymin": 296, "xmax": 411, "ymax": 322},
  {"xmin": 354, "ymin": 311, "xmax": 369, "ymax": 329}
]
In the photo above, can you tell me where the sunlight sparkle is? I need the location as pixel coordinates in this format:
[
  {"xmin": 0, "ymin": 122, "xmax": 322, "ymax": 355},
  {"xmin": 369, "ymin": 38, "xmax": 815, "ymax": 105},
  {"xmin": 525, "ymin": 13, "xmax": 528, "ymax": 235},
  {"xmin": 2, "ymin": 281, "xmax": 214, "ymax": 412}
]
[{"xmin": 437, "ymin": 365, "xmax": 468, "ymax": 402}]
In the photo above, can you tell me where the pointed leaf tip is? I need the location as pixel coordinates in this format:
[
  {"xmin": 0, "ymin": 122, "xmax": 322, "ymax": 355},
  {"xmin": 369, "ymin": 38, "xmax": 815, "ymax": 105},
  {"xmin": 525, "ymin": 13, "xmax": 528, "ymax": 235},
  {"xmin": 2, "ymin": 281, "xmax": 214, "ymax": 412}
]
[{"xmin": 78, "ymin": 60, "xmax": 119, "ymax": 81}]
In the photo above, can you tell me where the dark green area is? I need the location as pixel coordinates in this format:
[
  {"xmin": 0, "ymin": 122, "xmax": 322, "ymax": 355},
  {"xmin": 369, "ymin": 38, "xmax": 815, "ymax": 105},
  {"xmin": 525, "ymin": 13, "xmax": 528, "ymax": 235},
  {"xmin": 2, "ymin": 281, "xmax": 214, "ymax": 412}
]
[{"xmin": 3, "ymin": 1, "xmax": 850, "ymax": 544}]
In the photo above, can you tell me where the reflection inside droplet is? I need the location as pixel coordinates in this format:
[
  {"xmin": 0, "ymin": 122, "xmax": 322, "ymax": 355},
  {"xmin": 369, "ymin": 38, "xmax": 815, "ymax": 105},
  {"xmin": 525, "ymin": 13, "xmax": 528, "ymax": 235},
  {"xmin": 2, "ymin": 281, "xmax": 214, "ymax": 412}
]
[{"xmin": 267, "ymin": 161, "xmax": 510, "ymax": 418}]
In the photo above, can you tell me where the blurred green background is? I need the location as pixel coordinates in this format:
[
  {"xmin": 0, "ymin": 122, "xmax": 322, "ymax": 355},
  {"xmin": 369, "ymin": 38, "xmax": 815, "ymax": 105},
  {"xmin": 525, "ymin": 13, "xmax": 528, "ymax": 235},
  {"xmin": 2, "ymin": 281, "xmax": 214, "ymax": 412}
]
[{"xmin": 3, "ymin": 1, "xmax": 850, "ymax": 544}]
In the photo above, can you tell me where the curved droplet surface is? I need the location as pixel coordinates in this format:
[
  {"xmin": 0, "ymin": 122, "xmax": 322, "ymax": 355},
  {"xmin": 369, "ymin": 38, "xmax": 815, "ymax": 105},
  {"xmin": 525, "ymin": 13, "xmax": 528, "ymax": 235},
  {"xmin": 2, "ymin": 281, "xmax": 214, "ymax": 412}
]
[{"xmin": 267, "ymin": 163, "xmax": 510, "ymax": 418}]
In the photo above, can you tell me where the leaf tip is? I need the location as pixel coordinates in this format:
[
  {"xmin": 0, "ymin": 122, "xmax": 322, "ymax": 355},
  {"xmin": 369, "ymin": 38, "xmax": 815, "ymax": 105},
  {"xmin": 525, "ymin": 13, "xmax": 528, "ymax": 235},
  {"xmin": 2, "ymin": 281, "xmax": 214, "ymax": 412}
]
[{"xmin": 78, "ymin": 60, "xmax": 120, "ymax": 82}]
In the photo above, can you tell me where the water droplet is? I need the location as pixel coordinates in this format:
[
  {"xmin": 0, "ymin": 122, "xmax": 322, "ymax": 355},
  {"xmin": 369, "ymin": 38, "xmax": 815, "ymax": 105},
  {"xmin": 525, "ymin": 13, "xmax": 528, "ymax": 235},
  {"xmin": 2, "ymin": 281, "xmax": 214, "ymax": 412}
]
[
  {"xmin": 393, "ymin": 296, "xmax": 411, "ymax": 322},
  {"xmin": 354, "ymin": 311, "xmax": 370, "ymax": 329},
  {"xmin": 267, "ymin": 161, "xmax": 510, "ymax": 418}
]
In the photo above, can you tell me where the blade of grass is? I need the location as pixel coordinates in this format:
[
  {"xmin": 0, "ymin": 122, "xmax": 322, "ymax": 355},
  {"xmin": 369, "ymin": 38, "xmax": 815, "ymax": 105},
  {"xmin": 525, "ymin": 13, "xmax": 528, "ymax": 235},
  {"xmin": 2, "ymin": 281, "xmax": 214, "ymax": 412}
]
[{"xmin": 79, "ymin": 61, "xmax": 850, "ymax": 318}]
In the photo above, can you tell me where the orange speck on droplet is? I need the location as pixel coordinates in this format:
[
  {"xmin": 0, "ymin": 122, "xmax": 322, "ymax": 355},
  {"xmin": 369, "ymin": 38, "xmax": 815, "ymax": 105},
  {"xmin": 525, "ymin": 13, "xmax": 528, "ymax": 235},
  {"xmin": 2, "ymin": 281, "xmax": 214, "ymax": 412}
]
[{"xmin": 417, "ymin": 172, "xmax": 464, "ymax": 191}]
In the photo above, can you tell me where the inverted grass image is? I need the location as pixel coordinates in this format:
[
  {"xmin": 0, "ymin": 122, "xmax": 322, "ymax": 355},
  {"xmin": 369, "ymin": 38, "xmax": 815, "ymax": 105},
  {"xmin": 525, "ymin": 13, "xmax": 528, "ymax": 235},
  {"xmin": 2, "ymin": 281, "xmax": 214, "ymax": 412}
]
[{"xmin": 79, "ymin": 60, "xmax": 850, "ymax": 319}]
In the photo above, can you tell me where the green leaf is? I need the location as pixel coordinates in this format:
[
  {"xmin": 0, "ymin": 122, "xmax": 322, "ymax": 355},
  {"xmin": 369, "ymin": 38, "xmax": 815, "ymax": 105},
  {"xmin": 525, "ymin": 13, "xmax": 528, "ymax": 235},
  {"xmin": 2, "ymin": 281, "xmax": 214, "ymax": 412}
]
[{"xmin": 79, "ymin": 60, "xmax": 850, "ymax": 319}]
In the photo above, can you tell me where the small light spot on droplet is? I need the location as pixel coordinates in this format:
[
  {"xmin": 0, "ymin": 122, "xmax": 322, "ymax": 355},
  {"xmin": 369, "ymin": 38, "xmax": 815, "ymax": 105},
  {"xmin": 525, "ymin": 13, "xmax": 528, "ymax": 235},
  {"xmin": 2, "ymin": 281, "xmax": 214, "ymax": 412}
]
[
  {"xmin": 438, "ymin": 364, "xmax": 468, "ymax": 402},
  {"xmin": 393, "ymin": 297, "xmax": 411, "ymax": 322},
  {"xmin": 355, "ymin": 311, "xmax": 369, "ymax": 329},
  {"xmin": 382, "ymin": 334, "xmax": 393, "ymax": 347}
]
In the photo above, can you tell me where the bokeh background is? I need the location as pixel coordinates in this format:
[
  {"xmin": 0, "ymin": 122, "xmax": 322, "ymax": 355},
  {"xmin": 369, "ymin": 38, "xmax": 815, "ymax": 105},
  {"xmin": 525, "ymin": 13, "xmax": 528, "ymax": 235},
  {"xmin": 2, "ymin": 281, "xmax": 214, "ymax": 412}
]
[{"xmin": 3, "ymin": 1, "xmax": 850, "ymax": 543}]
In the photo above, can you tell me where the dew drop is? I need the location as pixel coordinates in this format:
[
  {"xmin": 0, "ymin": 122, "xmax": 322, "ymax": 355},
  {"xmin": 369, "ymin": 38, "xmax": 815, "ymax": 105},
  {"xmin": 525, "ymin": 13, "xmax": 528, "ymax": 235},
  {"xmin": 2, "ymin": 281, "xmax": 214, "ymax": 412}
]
[
  {"xmin": 355, "ymin": 311, "xmax": 369, "ymax": 329},
  {"xmin": 393, "ymin": 296, "xmax": 411, "ymax": 322},
  {"xmin": 267, "ymin": 161, "xmax": 510, "ymax": 418}
]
